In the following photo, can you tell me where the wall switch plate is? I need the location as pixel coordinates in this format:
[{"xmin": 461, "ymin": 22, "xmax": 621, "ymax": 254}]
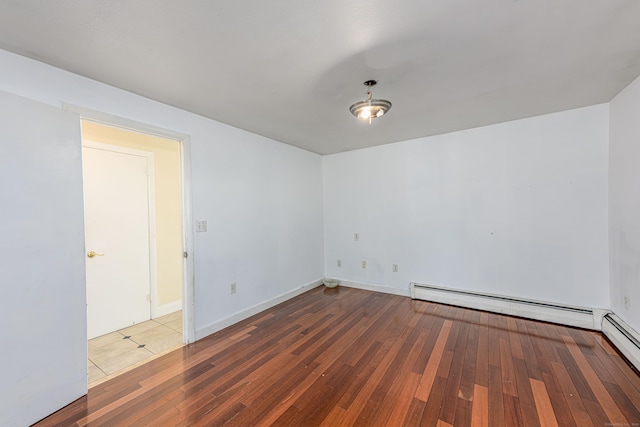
[
  {"xmin": 196, "ymin": 220, "xmax": 208, "ymax": 232},
  {"xmin": 230, "ymin": 283, "xmax": 237, "ymax": 294},
  {"xmin": 362, "ymin": 260, "xmax": 367, "ymax": 269},
  {"xmin": 337, "ymin": 260, "xmax": 342, "ymax": 267},
  {"xmin": 354, "ymin": 233, "xmax": 359, "ymax": 242},
  {"xmin": 392, "ymin": 264, "xmax": 399, "ymax": 273}
]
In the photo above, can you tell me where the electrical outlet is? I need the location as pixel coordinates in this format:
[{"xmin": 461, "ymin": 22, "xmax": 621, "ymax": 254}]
[
  {"xmin": 392, "ymin": 264, "xmax": 398, "ymax": 273},
  {"xmin": 337, "ymin": 259, "xmax": 342, "ymax": 267},
  {"xmin": 354, "ymin": 233, "xmax": 359, "ymax": 242},
  {"xmin": 195, "ymin": 220, "xmax": 207, "ymax": 232},
  {"xmin": 362, "ymin": 260, "xmax": 367, "ymax": 269},
  {"xmin": 624, "ymin": 295, "xmax": 630, "ymax": 310},
  {"xmin": 230, "ymin": 283, "xmax": 237, "ymax": 294}
]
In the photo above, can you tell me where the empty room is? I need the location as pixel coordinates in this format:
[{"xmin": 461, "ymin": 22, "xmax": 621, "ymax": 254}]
[{"xmin": 1, "ymin": 1, "xmax": 640, "ymax": 426}]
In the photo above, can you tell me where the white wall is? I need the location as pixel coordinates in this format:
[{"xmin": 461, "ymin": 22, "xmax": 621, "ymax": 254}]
[
  {"xmin": 190, "ymin": 117, "xmax": 324, "ymax": 334},
  {"xmin": 324, "ymin": 105, "xmax": 610, "ymax": 308},
  {"xmin": 0, "ymin": 48, "xmax": 324, "ymax": 420},
  {"xmin": 609, "ymin": 75, "xmax": 640, "ymax": 333}
]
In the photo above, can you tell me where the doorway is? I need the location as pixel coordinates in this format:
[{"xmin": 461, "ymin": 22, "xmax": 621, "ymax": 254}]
[{"xmin": 81, "ymin": 120, "xmax": 186, "ymax": 385}]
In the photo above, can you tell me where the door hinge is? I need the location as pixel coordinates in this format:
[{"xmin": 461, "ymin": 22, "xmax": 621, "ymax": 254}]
[{"xmin": 183, "ymin": 251, "xmax": 188, "ymax": 258}]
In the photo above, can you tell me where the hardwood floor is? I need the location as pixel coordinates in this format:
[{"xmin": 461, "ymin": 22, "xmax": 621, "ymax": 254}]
[{"xmin": 34, "ymin": 286, "xmax": 640, "ymax": 426}]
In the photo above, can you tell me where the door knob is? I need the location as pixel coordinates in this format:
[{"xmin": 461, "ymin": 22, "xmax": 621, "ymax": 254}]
[{"xmin": 87, "ymin": 251, "xmax": 104, "ymax": 258}]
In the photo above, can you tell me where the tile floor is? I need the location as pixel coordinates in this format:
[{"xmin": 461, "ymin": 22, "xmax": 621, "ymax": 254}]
[{"xmin": 88, "ymin": 311, "xmax": 183, "ymax": 387}]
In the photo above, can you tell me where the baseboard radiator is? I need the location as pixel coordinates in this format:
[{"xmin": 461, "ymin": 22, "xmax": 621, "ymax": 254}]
[
  {"xmin": 410, "ymin": 282, "xmax": 605, "ymax": 331},
  {"xmin": 601, "ymin": 313, "xmax": 640, "ymax": 372}
]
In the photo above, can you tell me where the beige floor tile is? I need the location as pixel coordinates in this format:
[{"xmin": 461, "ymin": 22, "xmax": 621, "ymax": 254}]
[
  {"xmin": 88, "ymin": 364, "xmax": 107, "ymax": 383},
  {"xmin": 163, "ymin": 318, "xmax": 183, "ymax": 333},
  {"xmin": 154, "ymin": 310, "xmax": 182, "ymax": 325},
  {"xmin": 130, "ymin": 323, "xmax": 177, "ymax": 341},
  {"xmin": 144, "ymin": 334, "xmax": 183, "ymax": 354},
  {"xmin": 97, "ymin": 347, "xmax": 155, "ymax": 375},
  {"xmin": 88, "ymin": 331, "xmax": 124, "ymax": 350},
  {"xmin": 131, "ymin": 324, "xmax": 183, "ymax": 354},
  {"xmin": 86, "ymin": 313, "xmax": 183, "ymax": 384},
  {"xmin": 89, "ymin": 337, "xmax": 139, "ymax": 364},
  {"xmin": 118, "ymin": 319, "xmax": 161, "ymax": 337}
]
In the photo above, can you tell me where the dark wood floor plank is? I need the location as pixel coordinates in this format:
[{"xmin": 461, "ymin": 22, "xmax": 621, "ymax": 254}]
[
  {"xmin": 387, "ymin": 372, "xmax": 422, "ymax": 426},
  {"xmin": 508, "ymin": 317, "xmax": 525, "ymax": 360},
  {"xmin": 262, "ymin": 295, "xmax": 412, "ymax": 425},
  {"xmin": 335, "ymin": 364, "xmax": 377, "ymax": 411},
  {"xmin": 611, "ymin": 354, "xmax": 640, "ymax": 391},
  {"xmin": 91, "ymin": 375, "xmax": 186, "ymax": 426},
  {"xmin": 239, "ymin": 316, "xmax": 362, "ymax": 407},
  {"xmin": 503, "ymin": 393, "xmax": 524, "ymax": 427},
  {"xmin": 355, "ymin": 311, "xmax": 434, "ymax": 426},
  {"xmin": 518, "ymin": 318, "xmax": 543, "ymax": 382},
  {"xmin": 32, "ymin": 286, "xmax": 640, "ymax": 427},
  {"xmin": 529, "ymin": 378, "xmax": 559, "ymax": 427},
  {"xmin": 602, "ymin": 381, "xmax": 640, "ymax": 423},
  {"xmin": 474, "ymin": 312, "xmax": 490, "ymax": 388},
  {"xmin": 525, "ymin": 321, "xmax": 555, "ymax": 382},
  {"xmin": 538, "ymin": 371, "xmax": 577, "ymax": 427},
  {"xmin": 285, "ymin": 363, "xmax": 354, "ymax": 426},
  {"xmin": 339, "ymin": 298, "xmax": 408, "ymax": 367},
  {"xmin": 419, "ymin": 375, "xmax": 449, "ymax": 427},
  {"xmin": 436, "ymin": 350, "xmax": 454, "ymax": 380},
  {"xmin": 582, "ymin": 397, "xmax": 613, "ymax": 427},
  {"xmin": 513, "ymin": 357, "xmax": 541, "ymax": 427},
  {"xmin": 488, "ymin": 364, "xmax": 506, "ymax": 427},
  {"xmin": 500, "ymin": 337, "xmax": 519, "ymax": 397},
  {"xmin": 556, "ymin": 345, "xmax": 598, "ymax": 402},
  {"xmin": 537, "ymin": 321, "xmax": 564, "ymax": 364},
  {"xmin": 561, "ymin": 333, "xmax": 629, "ymax": 424},
  {"xmin": 550, "ymin": 360, "xmax": 595, "ymax": 427},
  {"xmin": 459, "ymin": 310, "xmax": 480, "ymax": 403},
  {"xmin": 590, "ymin": 333, "xmax": 640, "ymax": 403},
  {"xmin": 415, "ymin": 320, "xmax": 452, "ymax": 401},
  {"xmin": 321, "ymin": 320, "xmax": 410, "ymax": 426},
  {"xmin": 488, "ymin": 313, "xmax": 502, "ymax": 367},
  {"xmin": 411, "ymin": 305, "xmax": 447, "ymax": 375},
  {"xmin": 454, "ymin": 398, "xmax": 473, "ymax": 427},
  {"xmin": 403, "ymin": 397, "xmax": 427, "ymax": 427},
  {"xmin": 438, "ymin": 309, "xmax": 472, "ymax": 425}
]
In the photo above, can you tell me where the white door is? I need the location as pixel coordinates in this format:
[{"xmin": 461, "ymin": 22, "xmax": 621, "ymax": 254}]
[
  {"xmin": 83, "ymin": 142, "xmax": 152, "ymax": 339},
  {"xmin": 0, "ymin": 90, "xmax": 87, "ymax": 427}
]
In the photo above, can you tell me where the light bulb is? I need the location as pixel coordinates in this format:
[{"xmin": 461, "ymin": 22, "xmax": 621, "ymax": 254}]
[{"xmin": 360, "ymin": 108, "xmax": 371, "ymax": 119}]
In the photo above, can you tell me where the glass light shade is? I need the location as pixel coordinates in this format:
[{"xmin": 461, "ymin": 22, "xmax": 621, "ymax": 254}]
[{"xmin": 349, "ymin": 99, "xmax": 392, "ymax": 121}]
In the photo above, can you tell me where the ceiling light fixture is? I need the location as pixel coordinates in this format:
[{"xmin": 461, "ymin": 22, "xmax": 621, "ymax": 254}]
[{"xmin": 349, "ymin": 80, "xmax": 392, "ymax": 124}]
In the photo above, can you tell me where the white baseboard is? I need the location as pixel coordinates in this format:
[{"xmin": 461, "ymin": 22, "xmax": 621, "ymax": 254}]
[
  {"xmin": 154, "ymin": 300, "xmax": 182, "ymax": 318},
  {"xmin": 601, "ymin": 313, "xmax": 640, "ymax": 372},
  {"xmin": 335, "ymin": 279, "xmax": 411, "ymax": 297},
  {"xmin": 411, "ymin": 282, "xmax": 605, "ymax": 330},
  {"xmin": 195, "ymin": 279, "xmax": 324, "ymax": 341}
]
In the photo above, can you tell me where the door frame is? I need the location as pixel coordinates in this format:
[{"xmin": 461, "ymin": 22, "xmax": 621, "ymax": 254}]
[
  {"xmin": 82, "ymin": 140, "xmax": 158, "ymax": 324},
  {"xmin": 64, "ymin": 103, "xmax": 196, "ymax": 344}
]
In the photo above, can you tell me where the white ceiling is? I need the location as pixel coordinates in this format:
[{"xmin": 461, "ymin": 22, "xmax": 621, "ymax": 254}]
[{"xmin": 1, "ymin": 1, "xmax": 640, "ymax": 155}]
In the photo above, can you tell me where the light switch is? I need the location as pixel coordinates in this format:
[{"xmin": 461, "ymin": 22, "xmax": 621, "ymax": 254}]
[{"xmin": 196, "ymin": 220, "xmax": 207, "ymax": 232}]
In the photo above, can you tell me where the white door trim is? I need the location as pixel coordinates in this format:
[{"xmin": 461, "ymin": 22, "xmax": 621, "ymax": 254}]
[
  {"xmin": 82, "ymin": 140, "xmax": 158, "ymax": 320},
  {"xmin": 64, "ymin": 103, "xmax": 196, "ymax": 344}
]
